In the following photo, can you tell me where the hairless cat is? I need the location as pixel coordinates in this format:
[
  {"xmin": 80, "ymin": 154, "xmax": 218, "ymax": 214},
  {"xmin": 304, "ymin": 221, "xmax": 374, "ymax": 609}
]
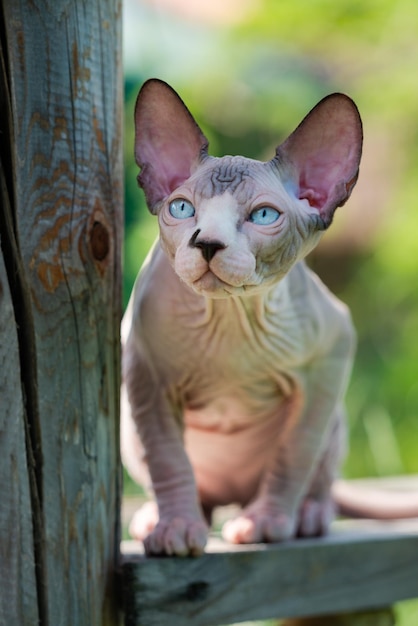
[{"xmin": 121, "ymin": 79, "xmax": 418, "ymax": 556}]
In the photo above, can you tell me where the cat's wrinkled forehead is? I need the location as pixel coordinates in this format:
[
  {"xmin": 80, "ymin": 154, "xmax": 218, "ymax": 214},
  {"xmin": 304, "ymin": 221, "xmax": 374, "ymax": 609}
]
[{"xmin": 194, "ymin": 156, "xmax": 260, "ymax": 203}]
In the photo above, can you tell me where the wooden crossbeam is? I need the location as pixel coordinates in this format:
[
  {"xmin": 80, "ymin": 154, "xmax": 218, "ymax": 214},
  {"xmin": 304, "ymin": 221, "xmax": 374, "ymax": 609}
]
[{"xmin": 121, "ymin": 518, "xmax": 418, "ymax": 626}]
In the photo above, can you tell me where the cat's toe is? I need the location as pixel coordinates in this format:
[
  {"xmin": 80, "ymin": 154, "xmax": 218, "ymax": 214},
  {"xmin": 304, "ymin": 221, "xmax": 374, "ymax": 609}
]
[
  {"xmin": 143, "ymin": 516, "xmax": 208, "ymax": 556},
  {"xmin": 222, "ymin": 515, "xmax": 260, "ymax": 543},
  {"xmin": 222, "ymin": 511, "xmax": 295, "ymax": 544},
  {"xmin": 297, "ymin": 497, "xmax": 335, "ymax": 537}
]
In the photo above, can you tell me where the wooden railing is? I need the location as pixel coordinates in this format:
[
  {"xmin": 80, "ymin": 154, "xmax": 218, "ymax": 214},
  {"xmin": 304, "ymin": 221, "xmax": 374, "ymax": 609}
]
[{"xmin": 121, "ymin": 480, "xmax": 418, "ymax": 626}]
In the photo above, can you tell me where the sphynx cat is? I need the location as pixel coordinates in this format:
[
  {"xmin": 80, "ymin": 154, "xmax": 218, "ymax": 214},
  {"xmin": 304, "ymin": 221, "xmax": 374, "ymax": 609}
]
[{"xmin": 121, "ymin": 79, "xmax": 417, "ymax": 557}]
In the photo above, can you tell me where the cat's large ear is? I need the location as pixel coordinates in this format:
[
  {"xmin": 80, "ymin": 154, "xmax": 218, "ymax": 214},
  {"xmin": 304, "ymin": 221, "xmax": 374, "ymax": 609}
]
[
  {"xmin": 134, "ymin": 79, "xmax": 209, "ymax": 213},
  {"xmin": 275, "ymin": 93, "xmax": 363, "ymax": 228}
]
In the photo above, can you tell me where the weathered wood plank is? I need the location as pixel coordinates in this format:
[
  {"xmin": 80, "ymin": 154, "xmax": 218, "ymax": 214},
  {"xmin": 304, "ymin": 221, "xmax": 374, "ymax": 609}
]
[
  {"xmin": 0, "ymin": 200, "xmax": 39, "ymax": 624},
  {"xmin": 121, "ymin": 519, "xmax": 418, "ymax": 626},
  {"xmin": 283, "ymin": 607, "xmax": 396, "ymax": 626},
  {"xmin": 0, "ymin": 34, "xmax": 39, "ymax": 623},
  {"xmin": 1, "ymin": 1, "xmax": 123, "ymax": 624}
]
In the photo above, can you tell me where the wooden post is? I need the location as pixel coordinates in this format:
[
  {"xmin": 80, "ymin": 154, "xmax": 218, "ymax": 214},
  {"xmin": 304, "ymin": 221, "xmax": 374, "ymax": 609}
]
[{"xmin": 0, "ymin": 1, "xmax": 122, "ymax": 624}]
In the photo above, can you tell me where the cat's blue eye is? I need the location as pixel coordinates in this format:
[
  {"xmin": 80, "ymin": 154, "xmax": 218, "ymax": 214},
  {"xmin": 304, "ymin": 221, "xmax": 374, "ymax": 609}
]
[
  {"xmin": 169, "ymin": 199, "xmax": 195, "ymax": 219},
  {"xmin": 248, "ymin": 206, "xmax": 280, "ymax": 225}
]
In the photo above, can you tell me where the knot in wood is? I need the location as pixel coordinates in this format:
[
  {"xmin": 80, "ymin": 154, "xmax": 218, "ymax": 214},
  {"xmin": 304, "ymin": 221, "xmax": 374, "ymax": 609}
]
[
  {"xmin": 90, "ymin": 221, "xmax": 110, "ymax": 261},
  {"xmin": 185, "ymin": 581, "xmax": 209, "ymax": 602}
]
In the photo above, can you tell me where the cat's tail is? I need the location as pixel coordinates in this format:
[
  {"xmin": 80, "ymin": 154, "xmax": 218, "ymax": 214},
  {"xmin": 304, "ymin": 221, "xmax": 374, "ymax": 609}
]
[{"xmin": 332, "ymin": 477, "xmax": 418, "ymax": 519}]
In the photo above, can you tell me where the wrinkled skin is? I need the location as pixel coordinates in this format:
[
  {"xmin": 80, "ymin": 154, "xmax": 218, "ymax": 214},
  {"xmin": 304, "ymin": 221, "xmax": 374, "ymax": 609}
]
[{"xmin": 121, "ymin": 79, "xmax": 363, "ymax": 556}]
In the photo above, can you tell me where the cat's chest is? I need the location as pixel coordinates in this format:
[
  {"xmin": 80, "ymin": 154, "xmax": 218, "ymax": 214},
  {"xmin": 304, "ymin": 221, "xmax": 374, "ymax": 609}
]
[
  {"xmin": 168, "ymin": 296, "xmax": 273, "ymax": 367},
  {"xmin": 171, "ymin": 283, "xmax": 305, "ymax": 368},
  {"xmin": 161, "ymin": 292, "xmax": 301, "ymax": 425}
]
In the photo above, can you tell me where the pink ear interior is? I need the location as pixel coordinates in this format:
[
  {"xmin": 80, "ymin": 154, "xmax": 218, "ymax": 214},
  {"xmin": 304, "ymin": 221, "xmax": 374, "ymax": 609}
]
[
  {"xmin": 134, "ymin": 80, "xmax": 209, "ymax": 212},
  {"xmin": 277, "ymin": 93, "xmax": 363, "ymax": 227}
]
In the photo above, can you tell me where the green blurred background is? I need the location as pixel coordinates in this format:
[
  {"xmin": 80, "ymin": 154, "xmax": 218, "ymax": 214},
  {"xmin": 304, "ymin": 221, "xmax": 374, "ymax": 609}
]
[{"xmin": 122, "ymin": 0, "xmax": 418, "ymax": 623}]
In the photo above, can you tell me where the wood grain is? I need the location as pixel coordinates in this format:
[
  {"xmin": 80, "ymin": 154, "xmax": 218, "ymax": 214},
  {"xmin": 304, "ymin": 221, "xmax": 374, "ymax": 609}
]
[
  {"xmin": 283, "ymin": 607, "xmax": 396, "ymax": 626},
  {"xmin": 1, "ymin": 1, "xmax": 123, "ymax": 624},
  {"xmin": 0, "ymin": 183, "xmax": 39, "ymax": 624},
  {"xmin": 121, "ymin": 518, "xmax": 418, "ymax": 626}
]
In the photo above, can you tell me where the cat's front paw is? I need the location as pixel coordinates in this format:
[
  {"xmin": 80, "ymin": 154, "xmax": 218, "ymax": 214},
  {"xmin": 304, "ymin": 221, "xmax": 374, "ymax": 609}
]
[
  {"xmin": 142, "ymin": 515, "xmax": 208, "ymax": 557},
  {"xmin": 222, "ymin": 503, "xmax": 296, "ymax": 544},
  {"xmin": 128, "ymin": 501, "xmax": 208, "ymax": 556}
]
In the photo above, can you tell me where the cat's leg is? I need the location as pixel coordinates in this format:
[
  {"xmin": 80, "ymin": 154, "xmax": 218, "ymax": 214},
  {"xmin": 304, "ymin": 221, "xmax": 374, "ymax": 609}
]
[
  {"xmin": 297, "ymin": 408, "xmax": 346, "ymax": 537},
  {"xmin": 222, "ymin": 323, "xmax": 353, "ymax": 544},
  {"xmin": 121, "ymin": 383, "xmax": 160, "ymax": 540},
  {"xmin": 122, "ymin": 341, "xmax": 208, "ymax": 556}
]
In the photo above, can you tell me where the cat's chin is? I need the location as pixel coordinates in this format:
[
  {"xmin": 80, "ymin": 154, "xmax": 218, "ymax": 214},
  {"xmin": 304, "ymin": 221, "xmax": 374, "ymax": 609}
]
[{"xmin": 189, "ymin": 270, "xmax": 246, "ymax": 298}]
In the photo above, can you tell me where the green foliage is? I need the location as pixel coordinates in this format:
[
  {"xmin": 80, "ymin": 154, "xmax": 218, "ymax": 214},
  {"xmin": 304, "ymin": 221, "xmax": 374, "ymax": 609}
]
[
  {"xmin": 124, "ymin": 0, "xmax": 418, "ymax": 479},
  {"xmin": 123, "ymin": 0, "xmax": 418, "ymax": 490}
]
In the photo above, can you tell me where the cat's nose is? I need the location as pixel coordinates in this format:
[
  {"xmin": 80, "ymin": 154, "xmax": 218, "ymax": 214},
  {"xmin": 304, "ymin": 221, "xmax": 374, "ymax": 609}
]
[{"xmin": 189, "ymin": 229, "xmax": 226, "ymax": 262}]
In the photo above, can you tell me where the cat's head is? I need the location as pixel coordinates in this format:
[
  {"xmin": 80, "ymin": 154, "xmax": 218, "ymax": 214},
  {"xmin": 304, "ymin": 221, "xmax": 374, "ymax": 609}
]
[{"xmin": 134, "ymin": 79, "xmax": 362, "ymax": 298}]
